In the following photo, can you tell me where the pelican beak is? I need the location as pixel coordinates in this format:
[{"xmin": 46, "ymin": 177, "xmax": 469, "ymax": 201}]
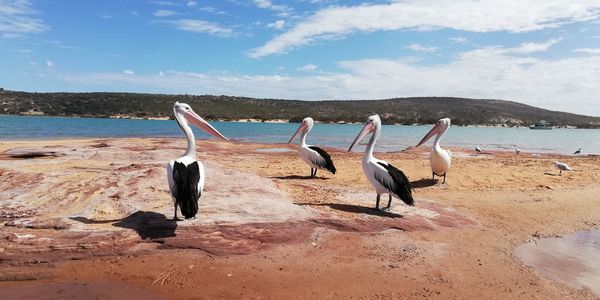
[
  {"xmin": 416, "ymin": 123, "xmax": 442, "ymax": 147},
  {"xmin": 288, "ymin": 122, "xmax": 307, "ymax": 143},
  {"xmin": 348, "ymin": 122, "xmax": 374, "ymax": 152},
  {"xmin": 184, "ymin": 111, "xmax": 228, "ymax": 141}
]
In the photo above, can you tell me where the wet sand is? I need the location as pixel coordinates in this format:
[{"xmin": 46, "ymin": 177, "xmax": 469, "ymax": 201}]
[{"xmin": 0, "ymin": 138, "xmax": 599, "ymax": 299}]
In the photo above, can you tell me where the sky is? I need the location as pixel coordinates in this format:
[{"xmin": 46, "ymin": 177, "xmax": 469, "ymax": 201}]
[{"xmin": 1, "ymin": 0, "xmax": 600, "ymax": 116}]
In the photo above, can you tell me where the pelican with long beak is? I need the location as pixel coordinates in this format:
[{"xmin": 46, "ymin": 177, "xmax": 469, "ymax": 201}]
[
  {"xmin": 416, "ymin": 118, "xmax": 452, "ymax": 184},
  {"xmin": 348, "ymin": 115, "xmax": 414, "ymax": 210},
  {"xmin": 288, "ymin": 117, "xmax": 336, "ymax": 177},
  {"xmin": 167, "ymin": 102, "xmax": 228, "ymax": 220}
]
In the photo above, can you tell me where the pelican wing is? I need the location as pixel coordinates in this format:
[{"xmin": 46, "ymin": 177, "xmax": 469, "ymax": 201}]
[
  {"xmin": 308, "ymin": 146, "xmax": 336, "ymax": 174},
  {"xmin": 172, "ymin": 161, "xmax": 201, "ymax": 219},
  {"xmin": 375, "ymin": 161, "xmax": 414, "ymax": 206}
]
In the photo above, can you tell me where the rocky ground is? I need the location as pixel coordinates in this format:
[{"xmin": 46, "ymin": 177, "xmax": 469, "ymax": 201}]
[{"xmin": 0, "ymin": 138, "xmax": 598, "ymax": 299}]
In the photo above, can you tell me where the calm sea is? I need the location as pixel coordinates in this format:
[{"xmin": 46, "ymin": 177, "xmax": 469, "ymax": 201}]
[{"xmin": 1, "ymin": 115, "xmax": 598, "ymax": 154}]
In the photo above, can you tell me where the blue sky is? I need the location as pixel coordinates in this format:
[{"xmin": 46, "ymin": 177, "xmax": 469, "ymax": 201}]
[{"xmin": 1, "ymin": 0, "xmax": 600, "ymax": 116}]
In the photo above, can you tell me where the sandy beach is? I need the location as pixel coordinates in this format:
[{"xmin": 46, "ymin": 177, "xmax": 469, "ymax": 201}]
[{"xmin": 1, "ymin": 138, "xmax": 599, "ymax": 299}]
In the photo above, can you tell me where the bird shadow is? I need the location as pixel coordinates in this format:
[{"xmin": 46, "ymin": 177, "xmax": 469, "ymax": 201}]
[
  {"xmin": 272, "ymin": 175, "xmax": 329, "ymax": 180},
  {"xmin": 69, "ymin": 211, "xmax": 177, "ymax": 239},
  {"xmin": 297, "ymin": 203, "xmax": 403, "ymax": 219},
  {"xmin": 410, "ymin": 178, "xmax": 437, "ymax": 189},
  {"xmin": 544, "ymin": 172, "xmax": 561, "ymax": 176}
]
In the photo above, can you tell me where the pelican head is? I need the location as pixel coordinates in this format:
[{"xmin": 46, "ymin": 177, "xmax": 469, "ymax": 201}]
[
  {"xmin": 416, "ymin": 118, "xmax": 451, "ymax": 147},
  {"xmin": 348, "ymin": 114, "xmax": 381, "ymax": 152},
  {"xmin": 173, "ymin": 101, "xmax": 228, "ymax": 141},
  {"xmin": 288, "ymin": 117, "xmax": 314, "ymax": 143}
]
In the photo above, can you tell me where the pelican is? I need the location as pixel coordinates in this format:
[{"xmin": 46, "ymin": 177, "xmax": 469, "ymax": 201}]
[
  {"xmin": 348, "ymin": 114, "xmax": 414, "ymax": 210},
  {"xmin": 167, "ymin": 102, "xmax": 228, "ymax": 220},
  {"xmin": 553, "ymin": 161, "xmax": 573, "ymax": 176},
  {"xmin": 416, "ymin": 118, "xmax": 452, "ymax": 184},
  {"xmin": 515, "ymin": 147, "xmax": 521, "ymax": 155},
  {"xmin": 288, "ymin": 117, "xmax": 336, "ymax": 177},
  {"xmin": 574, "ymin": 148, "xmax": 582, "ymax": 155}
]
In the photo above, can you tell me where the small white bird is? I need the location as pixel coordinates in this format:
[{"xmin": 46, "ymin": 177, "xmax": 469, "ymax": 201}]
[
  {"xmin": 574, "ymin": 148, "xmax": 582, "ymax": 155},
  {"xmin": 553, "ymin": 161, "xmax": 573, "ymax": 176},
  {"xmin": 515, "ymin": 147, "xmax": 521, "ymax": 155},
  {"xmin": 475, "ymin": 145, "xmax": 483, "ymax": 153}
]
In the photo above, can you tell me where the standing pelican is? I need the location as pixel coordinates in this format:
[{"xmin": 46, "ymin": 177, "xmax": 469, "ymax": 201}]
[
  {"xmin": 515, "ymin": 147, "xmax": 521, "ymax": 155},
  {"xmin": 288, "ymin": 117, "xmax": 336, "ymax": 177},
  {"xmin": 167, "ymin": 102, "xmax": 228, "ymax": 220},
  {"xmin": 348, "ymin": 115, "xmax": 414, "ymax": 210},
  {"xmin": 416, "ymin": 118, "xmax": 452, "ymax": 184}
]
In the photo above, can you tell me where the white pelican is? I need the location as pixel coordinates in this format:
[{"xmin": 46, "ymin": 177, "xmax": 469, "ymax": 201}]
[
  {"xmin": 348, "ymin": 114, "xmax": 414, "ymax": 210},
  {"xmin": 416, "ymin": 118, "xmax": 452, "ymax": 184},
  {"xmin": 288, "ymin": 117, "xmax": 336, "ymax": 177},
  {"xmin": 515, "ymin": 147, "xmax": 521, "ymax": 155},
  {"xmin": 167, "ymin": 102, "xmax": 228, "ymax": 220},
  {"xmin": 553, "ymin": 161, "xmax": 573, "ymax": 176},
  {"xmin": 574, "ymin": 148, "xmax": 582, "ymax": 155}
]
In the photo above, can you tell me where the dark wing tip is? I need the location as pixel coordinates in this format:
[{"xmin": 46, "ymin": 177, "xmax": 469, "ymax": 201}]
[
  {"xmin": 377, "ymin": 161, "xmax": 415, "ymax": 206},
  {"xmin": 308, "ymin": 146, "xmax": 336, "ymax": 175}
]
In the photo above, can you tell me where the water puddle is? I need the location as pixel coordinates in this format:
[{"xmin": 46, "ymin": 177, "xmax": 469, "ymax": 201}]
[
  {"xmin": 254, "ymin": 147, "xmax": 295, "ymax": 153},
  {"xmin": 515, "ymin": 230, "xmax": 600, "ymax": 296},
  {"xmin": 1, "ymin": 281, "xmax": 165, "ymax": 300}
]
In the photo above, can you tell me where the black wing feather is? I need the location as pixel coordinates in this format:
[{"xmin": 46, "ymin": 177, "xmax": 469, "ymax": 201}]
[
  {"xmin": 376, "ymin": 162, "xmax": 414, "ymax": 206},
  {"xmin": 308, "ymin": 146, "xmax": 336, "ymax": 174},
  {"xmin": 173, "ymin": 161, "xmax": 201, "ymax": 218}
]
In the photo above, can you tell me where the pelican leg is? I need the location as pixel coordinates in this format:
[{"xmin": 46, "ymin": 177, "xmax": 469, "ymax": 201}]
[
  {"xmin": 432, "ymin": 171, "xmax": 435, "ymax": 183},
  {"xmin": 309, "ymin": 168, "xmax": 314, "ymax": 177},
  {"xmin": 173, "ymin": 202, "xmax": 180, "ymax": 221},
  {"xmin": 314, "ymin": 169, "xmax": 318, "ymax": 177},
  {"xmin": 375, "ymin": 194, "xmax": 381, "ymax": 210},
  {"xmin": 382, "ymin": 194, "xmax": 392, "ymax": 211},
  {"xmin": 442, "ymin": 173, "xmax": 447, "ymax": 184},
  {"xmin": 559, "ymin": 170, "xmax": 562, "ymax": 176}
]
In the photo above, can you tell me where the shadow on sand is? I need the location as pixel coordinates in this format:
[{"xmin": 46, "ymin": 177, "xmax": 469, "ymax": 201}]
[
  {"xmin": 272, "ymin": 175, "xmax": 330, "ymax": 180},
  {"xmin": 410, "ymin": 178, "xmax": 438, "ymax": 188},
  {"xmin": 70, "ymin": 211, "xmax": 177, "ymax": 239},
  {"xmin": 544, "ymin": 172, "xmax": 561, "ymax": 176},
  {"xmin": 298, "ymin": 203, "xmax": 403, "ymax": 219}
]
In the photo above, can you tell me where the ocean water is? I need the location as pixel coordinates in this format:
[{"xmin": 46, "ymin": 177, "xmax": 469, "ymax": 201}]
[{"xmin": 1, "ymin": 115, "xmax": 599, "ymax": 154}]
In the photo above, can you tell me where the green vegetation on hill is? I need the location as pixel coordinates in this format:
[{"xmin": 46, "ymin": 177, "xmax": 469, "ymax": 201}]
[{"xmin": 1, "ymin": 90, "xmax": 599, "ymax": 128}]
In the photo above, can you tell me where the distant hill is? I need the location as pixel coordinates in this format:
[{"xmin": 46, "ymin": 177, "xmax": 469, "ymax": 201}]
[{"xmin": 1, "ymin": 90, "xmax": 599, "ymax": 128}]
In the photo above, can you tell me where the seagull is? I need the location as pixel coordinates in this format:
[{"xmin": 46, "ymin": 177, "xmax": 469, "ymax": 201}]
[
  {"xmin": 288, "ymin": 117, "xmax": 336, "ymax": 177},
  {"xmin": 553, "ymin": 161, "xmax": 573, "ymax": 176},
  {"xmin": 348, "ymin": 114, "xmax": 414, "ymax": 211},
  {"xmin": 167, "ymin": 102, "xmax": 228, "ymax": 220},
  {"xmin": 574, "ymin": 148, "xmax": 582, "ymax": 155},
  {"xmin": 475, "ymin": 145, "xmax": 483, "ymax": 153},
  {"xmin": 515, "ymin": 147, "xmax": 521, "ymax": 155}
]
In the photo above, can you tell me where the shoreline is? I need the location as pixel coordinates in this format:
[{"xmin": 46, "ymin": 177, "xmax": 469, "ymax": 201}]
[{"xmin": 1, "ymin": 114, "xmax": 597, "ymax": 129}]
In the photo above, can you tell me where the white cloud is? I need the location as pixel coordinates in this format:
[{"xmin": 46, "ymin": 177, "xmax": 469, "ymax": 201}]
[
  {"xmin": 450, "ymin": 37, "xmax": 467, "ymax": 44},
  {"xmin": 297, "ymin": 63, "xmax": 317, "ymax": 71},
  {"xmin": 254, "ymin": 0, "xmax": 288, "ymax": 11},
  {"xmin": 0, "ymin": 0, "xmax": 48, "ymax": 36},
  {"xmin": 406, "ymin": 43, "xmax": 437, "ymax": 53},
  {"xmin": 511, "ymin": 38, "xmax": 562, "ymax": 53},
  {"xmin": 46, "ymin": 60, "xmax": 53, "ymax": 67},
  {"xmin": 153, "ymin": 10, "xmax": 178, "ymax": 17},
  {"xmin": 165, "ymin": 19, "xmax": 234, "ymax": 37},
  {"xmin": 130, "ymin": 10, "xmax": 140, "ymax": 17},
  {"xmin": 123, "ymin": 70, "xmax": 134, "ymax": 75},
  {"xmin": 574, "ymin": 48, "xmax": 600, "ymax": 55},
  {"xmin": 267, "ymin": 19, "xmax": 285, "ymax": 30},
  {"xmin": 187, "ymin": 1, "xmax": 197, "ymax": 7},
  {"xmin": 159, "ymin": 70, "xmax": 165, "ymax": 76},
  {"xmin": 98, "ymin": 13, "xmax": 113, "ymax": 19},
  {"xmin": 55, "ymin": 45, "xmax": 600, "ymax": 116},
  {"xmin": 248, "ymin": 0, "xmax": 600, "ymax": 58}
]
